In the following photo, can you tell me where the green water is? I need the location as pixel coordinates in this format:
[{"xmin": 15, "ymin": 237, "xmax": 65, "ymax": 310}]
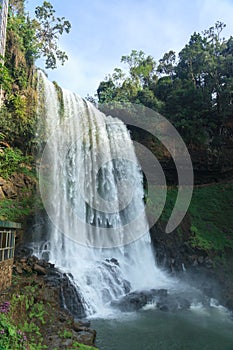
[{"xmin": 92, "ymin": 307, "xmax": 233, "ymax": 350}]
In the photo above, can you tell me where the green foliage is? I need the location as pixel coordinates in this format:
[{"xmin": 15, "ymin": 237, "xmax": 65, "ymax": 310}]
[
  {"xmin": 7, "ymin": 287, "xmax": 49, "ymax": 348},
  {"xmin": 1, "ymin": 5, "xmax": 37, "ymax": 150},
  {"xmin": 70, "ymin": 342, "xmax": 97, "ymax": 350},
  {"xmin": 0, "ymin": 147, "xmax": 33, "ymax": 179},
  {"xmin": 29, "ymin": 302, "xmax": 46, "ymax": 324},
  {"xmin": 0, "ymin": 314, "xmax": 30, "ymax": 350},
  {"xmin": 57, "ymin": 327, "xmax": 97, "ymax": 349},
  {"xmin": 0, "ymin": 61, "xmax": 13, "ymax": 92},
  {"xmin": 35, "ymin": 1, "xmax": 71, "ymax": 69},
  {"xmin": 0, "ymin": 283, "xmax": 98, "ymax": 350},
  {"xmin": 59, "ymin": 329, "xmax": 73, "ymax": 339},
  {"xmin": 8, "ymin": 93, "xmax": 27, "ymax": 120},
  {"xmin": 7, "ymin": 0, "xmax": 71, "ymax": 71},
  {"xmin": 190, "ymin": 225, "xmax": 213, "ymax": 251},
  {"xmin": 0, "ymin": 197, "xmax": 39, "ymax": 221},
  {"xmin": 96, "ymin": 22, "xmax": 232, "ymax": 147},
  {"xmin": 187, "ymin": 183, "xmax": 233, "ymax": 252},
  {"xmin": 154, "ymin": 183, "xmax": 233, "ymax": 255},
  {"xmin": 0, "ymin": 289, "xmax": 49, "ymax": 350},
  {"xmin": 97, "ymin": 49, "xmax": 157, "ymax": 106},
  {"xmin": 157, "ymin": 50, "xmax": 176, "ymax": 76},
  {"xmin": 0, "ymin": 0, "xmax": 71, "ymax": 151},
  {"xmin": 121, "ymin": 50, "xmax": 157, "ymax": 87}
]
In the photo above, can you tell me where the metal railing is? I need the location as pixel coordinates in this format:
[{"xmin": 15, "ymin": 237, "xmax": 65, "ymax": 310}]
[{"xmin": 0, "ymin": 221, "xmax": 21, "ymax": 262}]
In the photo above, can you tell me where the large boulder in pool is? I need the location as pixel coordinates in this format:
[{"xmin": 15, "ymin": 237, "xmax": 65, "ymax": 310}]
[
  {"xmin": 111, "ymin": 289, "xmax": 167, "ymax": 312},
  {"xmin": 111, "ymin": 292, "xmax": 147, "ymax": 311},
  {"xmin": 157, "ymin": 293, "xmax": 191, "ymax": 312},
  {"xmin": 111, "ymin": 289, "xmax": 192, "ymax": 313}
]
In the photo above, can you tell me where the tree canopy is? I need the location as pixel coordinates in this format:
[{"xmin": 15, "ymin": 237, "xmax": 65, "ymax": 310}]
[{"xmin": 96, "ymin": 22, "xmax": 233, "ymax": 147}]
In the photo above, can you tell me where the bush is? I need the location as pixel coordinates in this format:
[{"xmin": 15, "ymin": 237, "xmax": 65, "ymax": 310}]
[{"xmin": 0, "ymin": 147, "xmax": 33, "ymax": 179}]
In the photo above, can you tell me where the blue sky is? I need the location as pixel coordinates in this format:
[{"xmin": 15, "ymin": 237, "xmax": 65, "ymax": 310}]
[{"xmin": 26, "ymin": 0, "xmax": 233, "ymax": 98}]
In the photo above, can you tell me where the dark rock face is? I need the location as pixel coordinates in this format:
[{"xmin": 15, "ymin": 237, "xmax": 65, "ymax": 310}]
[
  {"xmin": 75, "ymin": 329, "xmax": 96, "ymax": 346},
  {"xmin": 105, "ymin": 258, "xmax": 119, "ymax": 266},
  {"xmin": 111, "ymin": 289, "xmax": 193, "ymax": 313},
  {"xmin": 150, "ymin": 216, "xmax": 197, "ymax": 273},
  {"xmin": 12, "ymin": 254, "xmax": 96, "ymax": 349},
  {"xmin": 23, "ymin": 210, "xmax": 53, "ymax": 248},
  {"xmin": 157, "ymin": 294, "xmax": 191, "ymax": 312},
  {"xmin": 111, "ymin": 291, "xmax": 148, "ymax": 311},
  {"xmin": 13, "ymin": 254, "xmax": 86, "ymax": 319},
  {"xmin": 59, "ymin": 274, "xmax": 86, "ymax": 319},
  {"xmin": 150, "ymin": 218, "xmax": 233, "ymax": 312},
  {"xmin": 150, "ymin": 216, "xmax": 221, "ymax": 282},
  {"xmin": 33, "ymin": 263, "xmax": 47, "ymax": 275},
  {"xmin": 122, "ymin": 279, "xmax": 131, "ymax": 294},
  {"xmin": 126, "ymin": 124, "xmax": 233, "ymax": 186}
]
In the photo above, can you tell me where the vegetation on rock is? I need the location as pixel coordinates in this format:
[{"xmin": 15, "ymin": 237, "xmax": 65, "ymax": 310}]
[
  {"xmin": 0, "ymin": 0, "xmax": 71, "ymax": 151},
  {"xmin": 0, "ymin": 0, "xmax": 71, "ymax": 219},
  {"xmin": 0, "ymin": 268, "xmax": 97, "ymax": 350}
]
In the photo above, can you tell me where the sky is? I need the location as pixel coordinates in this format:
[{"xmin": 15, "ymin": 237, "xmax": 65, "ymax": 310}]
[{"xmin": 26, "ymin": 0, "xmax": 233, "ymax": 98}]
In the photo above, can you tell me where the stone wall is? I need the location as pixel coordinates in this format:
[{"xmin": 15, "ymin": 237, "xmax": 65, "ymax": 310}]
[{"xmin": 0, "ymin": 258, "xmax": 13, "ymax": 291}]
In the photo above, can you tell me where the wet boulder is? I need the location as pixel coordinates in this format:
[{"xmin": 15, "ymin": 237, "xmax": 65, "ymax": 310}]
[
  {"xmin": 111, "ymin": 291, "xmax": 148, "ymax": 311},
  {"xmin": 111, "ymin": 289, "xmax": 168, "ymax": 312},
  {"xmin": 157, "ymin": 293, "xmax": 191, "ymax": 312}
]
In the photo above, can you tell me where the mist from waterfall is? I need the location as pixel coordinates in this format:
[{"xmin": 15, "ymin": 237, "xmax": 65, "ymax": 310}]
[{"xmin": 36, "ymin": 71, "xmax": 173, "ymax": 317}]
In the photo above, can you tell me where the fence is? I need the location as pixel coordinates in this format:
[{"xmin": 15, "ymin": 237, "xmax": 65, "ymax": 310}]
[{"xmin": 0, "ymin": 221, "xmax": 21, "ymax": 291}]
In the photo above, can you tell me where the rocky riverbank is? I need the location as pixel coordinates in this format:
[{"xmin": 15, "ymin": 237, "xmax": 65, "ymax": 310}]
[{"xmin": 0, "ymin": 251, "xmax": 97, "ymax": 349}]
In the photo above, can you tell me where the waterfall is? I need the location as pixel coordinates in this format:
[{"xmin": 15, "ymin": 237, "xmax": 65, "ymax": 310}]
[{"xmin": 36, "ymin": 71, "xmax": 172, "ymax": 317}]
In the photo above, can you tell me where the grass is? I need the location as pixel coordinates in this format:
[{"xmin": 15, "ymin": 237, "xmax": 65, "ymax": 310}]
[
  {"xmin": 0, "ymin": 198, "xmax": 33, "ymax": 221},
  {"xmin": 0, "ymin": 191, "xmax": 42, "ymax": 222},
  {"xmin": 188, "ymin": 183, "xmax": 233, "ymax": 252},
  {"xmin": 148, "ymin": 182, "xmax": 233, "ymax": 254}
]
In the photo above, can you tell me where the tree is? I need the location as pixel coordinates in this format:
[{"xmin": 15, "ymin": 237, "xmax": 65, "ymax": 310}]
[
  {"xmin": 161, "ymin": 22, "xmax": 232, "ymax": 144},
  {"xmin": 121, "ymin": 50, "xmax": 157, "ymax": 87},
  {"xmin": 1, "ymin": 0, "xmax": 71, "ymax": 150},
  {"xmin": 202, "ymin": 22, "xmax": 231, "ymax": 121},
  {"xmin": 7, "ymin": 0, "xmax": 71, "ymax": 72},
  {"xmin": 9, "ymin": 0, "xmax": 25, "ymax": 16},
  {"xmin": 96, "ymin": 50, "xmax": 159, "ymax": 108},
  {"xmin": 176, "ymin": 32, "xmax": 208, "ymax": 88},
  {"xmin": 157, "ymin": 50, "xmax": 176, "ymax": 78},
  {"xmin": 220, "ymin": 36, "xmax": 233, "ymax": 120},
  {"xmin": 97, "ymin": 78, "xmax": 116, "ymax": 104},
  {"xmin": 96, "ymin": 23, "xmax": 232, "ymax": 147},
  {"xmin": 35, "ymin": 1, "xmax": 71, "ymax": 69}
]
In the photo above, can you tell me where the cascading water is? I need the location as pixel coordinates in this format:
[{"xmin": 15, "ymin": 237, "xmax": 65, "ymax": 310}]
[{"xmin": 36, "ymin": 71, "xmax": 174, "ymax": 317}]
